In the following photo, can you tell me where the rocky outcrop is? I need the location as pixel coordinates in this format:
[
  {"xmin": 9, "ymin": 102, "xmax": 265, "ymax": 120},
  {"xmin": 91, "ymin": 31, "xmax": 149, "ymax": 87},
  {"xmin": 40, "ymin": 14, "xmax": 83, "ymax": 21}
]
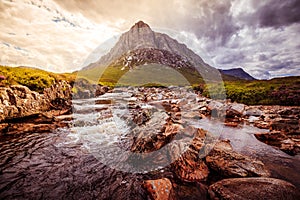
[
  {"xmin": 44, "ymin": 80, "xmax": 72, "ymax": 110},
  {"xmin": 205, "ymin": 140, "xmax": 270, "ymax": 178},
  {"xmin": 208, "ymin": 177, "xmax": 300, "ymax": 200},
  {"xmin": 0, "ymin": 85, "xmax": 49, "ymax": 121},
  {"xmin": 0, "ymin": 81, "xmax": 72, "ymax": 122}
]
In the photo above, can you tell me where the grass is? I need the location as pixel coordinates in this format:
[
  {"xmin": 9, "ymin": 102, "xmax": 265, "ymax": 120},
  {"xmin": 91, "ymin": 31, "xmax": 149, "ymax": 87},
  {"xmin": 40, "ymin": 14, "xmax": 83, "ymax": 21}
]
[
  {"xmin": 200, "ymin": 76, "xmax": 300, "ymax": 105},
  {"xmin": 1, "ymin": 65, "xmax": 299, "ymax": 106},
  {"xmin": 0, "ymin": 65, "xmax": 76, "ymax": 93}
]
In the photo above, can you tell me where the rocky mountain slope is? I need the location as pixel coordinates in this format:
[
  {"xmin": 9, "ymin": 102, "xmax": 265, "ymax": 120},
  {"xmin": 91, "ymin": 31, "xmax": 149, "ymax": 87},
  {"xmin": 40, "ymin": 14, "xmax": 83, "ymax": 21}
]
[{"xmin": 82, "ymin": 21, "xmax": 222, "ymax": 83}]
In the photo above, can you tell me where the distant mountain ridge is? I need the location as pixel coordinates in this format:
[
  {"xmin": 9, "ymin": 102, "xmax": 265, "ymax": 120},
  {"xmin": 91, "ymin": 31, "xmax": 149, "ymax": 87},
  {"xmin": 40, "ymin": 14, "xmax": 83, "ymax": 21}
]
[{"xmin": 220, "ymin": 68, "xmax": 256, "ymax": 80}]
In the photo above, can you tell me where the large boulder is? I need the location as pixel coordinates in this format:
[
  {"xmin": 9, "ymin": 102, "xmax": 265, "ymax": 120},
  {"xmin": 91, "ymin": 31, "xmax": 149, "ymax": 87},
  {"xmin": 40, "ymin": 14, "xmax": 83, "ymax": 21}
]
[
  {"xmin": 0, "ymin": 85, "xmax": 49, "ymax": 121},
  {"xmin": 205, "ymin": 140, "xmax": 270, "ymax": 178},
  {"xmin": 170, "ymin": 128, "xmax": 210, "ymax": 182},
  {"xmin": 208, "ymin": 177, "xmax": 300, "ymax": 200}
]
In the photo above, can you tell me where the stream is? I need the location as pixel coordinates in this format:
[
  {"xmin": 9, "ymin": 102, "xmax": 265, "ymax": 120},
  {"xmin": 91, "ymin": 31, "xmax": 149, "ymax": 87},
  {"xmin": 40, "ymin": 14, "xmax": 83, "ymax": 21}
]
[{"xmin": 0, "ymin": 89, "xmax": 299, "ymax": 199}]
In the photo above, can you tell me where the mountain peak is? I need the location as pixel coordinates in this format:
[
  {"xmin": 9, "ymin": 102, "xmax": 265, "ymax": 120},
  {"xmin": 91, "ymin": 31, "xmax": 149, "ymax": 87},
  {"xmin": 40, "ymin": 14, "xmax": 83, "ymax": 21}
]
[{"xmin": 130, "ymin": 21, "xmax": 151, "ymax": 30}]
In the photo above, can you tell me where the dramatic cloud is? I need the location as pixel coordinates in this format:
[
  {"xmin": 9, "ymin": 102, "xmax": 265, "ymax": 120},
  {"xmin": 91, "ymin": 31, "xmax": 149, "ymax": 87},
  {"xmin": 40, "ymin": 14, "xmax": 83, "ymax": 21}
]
[{"xmin": 0, "ymin": 0, "xmax": 299, "ymax": 79}]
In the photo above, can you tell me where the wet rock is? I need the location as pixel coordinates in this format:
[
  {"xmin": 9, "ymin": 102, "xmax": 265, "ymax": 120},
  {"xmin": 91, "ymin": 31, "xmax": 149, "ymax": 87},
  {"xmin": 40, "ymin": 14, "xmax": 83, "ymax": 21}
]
[
  {"xmin": 205, "ymin": 140, "xmax": 270, "ymax": 178},
  {"xmin": 224, "ymin": 122, "xmax": 239, "ymax": 127},
  {"xmin": 226, "ymin": 103, "xmax": 245, "ymax": 118},
  {"xmin": 169, "ymin": 182, "xmax": 208, "ymax": 200},
  {"xmin": 208, "ymin": 177, "xmax": 300, "ymax": 200},
  {"xmin": 255, "ymin": 131, "xmax": 300, "ymax": 156},
  {"xmin": 270, "ymin": 118, "xmax": 299, "ymax": 133},
  {"xmin": 171, "ymin": 129, "xmax": 210, "ymax": 182},
  {"xmin": 254, "ymin": 121, "xmax": 270, "ymax": 129},
  {"xmin": 207, "ymin": 101, "xmax": 225, "ymax": 118},
  {"xmin": 143, "ymin": 178, "xmax": 172, "ymax": 200},
  {"xmin": 244, "ymin": 108, "xmax": 263, "ymax": 117}
]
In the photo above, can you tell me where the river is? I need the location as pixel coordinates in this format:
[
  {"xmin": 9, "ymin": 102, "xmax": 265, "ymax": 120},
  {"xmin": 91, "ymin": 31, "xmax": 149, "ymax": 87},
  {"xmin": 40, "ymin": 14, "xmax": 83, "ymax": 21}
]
[{"xmin": 1, "ymin": 88, "xmax": 299, "ymax": 199}]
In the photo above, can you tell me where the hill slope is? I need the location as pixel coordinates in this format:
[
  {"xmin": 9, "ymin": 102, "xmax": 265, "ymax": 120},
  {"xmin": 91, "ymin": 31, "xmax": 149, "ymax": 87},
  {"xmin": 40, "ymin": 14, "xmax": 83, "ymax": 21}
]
[{"xmin": 220, "ymin": 68, "xmax": 256, "ymax": 80}]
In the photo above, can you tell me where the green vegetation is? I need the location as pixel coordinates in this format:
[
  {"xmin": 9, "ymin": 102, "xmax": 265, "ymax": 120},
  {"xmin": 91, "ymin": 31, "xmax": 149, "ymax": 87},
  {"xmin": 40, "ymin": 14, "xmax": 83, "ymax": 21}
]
[
  {"xmin": 1, "ymin": 65, "xmax": 299, "ymax": 106},
  {"xmin": 200, "ymin": 77, "xmax": 300, "ymax": 105},
  {"xmin": 78, "ymin": 63, "xmax": 204, "ymax": 87},
  {"xmin": 0, "ymin": 65, "xmax": 76, "ymax": 93}
]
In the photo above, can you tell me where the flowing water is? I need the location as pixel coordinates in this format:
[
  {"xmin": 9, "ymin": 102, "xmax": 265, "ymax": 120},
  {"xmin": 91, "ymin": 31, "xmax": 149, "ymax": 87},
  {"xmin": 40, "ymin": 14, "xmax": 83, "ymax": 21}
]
[{"xmin": 0, "ymin": 90, "xmax": 299, "ymax": 199}]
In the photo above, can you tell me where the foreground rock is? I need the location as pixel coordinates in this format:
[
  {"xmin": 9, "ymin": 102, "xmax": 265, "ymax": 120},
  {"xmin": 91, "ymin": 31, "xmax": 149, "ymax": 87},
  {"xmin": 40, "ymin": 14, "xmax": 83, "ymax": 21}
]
[
  {"xmin": 208, "ymin": 177, "xmax": 300, "ymax": 200},
  {"xmin": 205, "ymin": 140, "xmax": 270, "ymax": 178},
  {"xmin": 143, "ymin": 178, "xmax": 172, "ymax": 200},
  {"xmin": 170, "ymin": 128, "xmax": 210, "ymax": 182}
]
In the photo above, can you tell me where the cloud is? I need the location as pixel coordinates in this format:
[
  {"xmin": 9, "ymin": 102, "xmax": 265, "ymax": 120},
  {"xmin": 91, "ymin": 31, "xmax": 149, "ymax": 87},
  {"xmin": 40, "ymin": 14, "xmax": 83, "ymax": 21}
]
[
  {"xmin": 0, "ymin": 0, "xmax": 299, "ymax": 79},
  {"xmin": 256, "ymin": 0, "xmax": 300, "ymax": 28}
]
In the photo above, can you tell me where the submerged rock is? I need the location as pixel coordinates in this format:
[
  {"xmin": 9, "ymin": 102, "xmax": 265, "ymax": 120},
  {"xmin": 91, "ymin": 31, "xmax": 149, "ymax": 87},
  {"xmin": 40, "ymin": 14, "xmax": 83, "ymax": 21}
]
[
  {"xmin": 205, "ymin": 140, "xmax": 270, "ymax": 178},
  {"xmin": 208, "ymin": 177, "xmax": 300, "ymax": 200}
]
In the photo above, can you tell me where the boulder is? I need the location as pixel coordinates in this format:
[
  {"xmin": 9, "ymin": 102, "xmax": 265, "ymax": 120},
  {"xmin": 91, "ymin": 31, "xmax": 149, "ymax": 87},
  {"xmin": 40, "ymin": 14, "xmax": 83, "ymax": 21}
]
[
  {"xmin": 245, "ymin": 108, "xmax": 263, "ymax": 117},
  {"xmin": 205, "ymin": 140, "xmax": 270, "ymax": 178},
  {"xmin": 226, "ymin": 103, "xmax": 245, "ymax": 118},
  {"xmin": 0, "ymin": 86, "xmax": 49, "ymax": 121},
  {"xmin": 207, "ymin": 101, "xmax": 226, "ymax": 118},
  {"xmin": 171, "ymin": 128, "xmax": 210, "ymax": 182},
  {"xmin": 208, "ymin": 177, "xmax": 300, "ymax": 200},
  {"xmin": 143, "ymin": 178, "xmax": 172, "ymax": 200}
]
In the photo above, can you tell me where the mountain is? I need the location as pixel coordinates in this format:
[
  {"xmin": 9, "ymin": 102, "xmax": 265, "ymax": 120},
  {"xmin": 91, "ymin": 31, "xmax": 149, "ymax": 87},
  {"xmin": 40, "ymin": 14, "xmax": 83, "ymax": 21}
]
[
  {"xmin": 220, "ymin": 68, "xmax": 256, "ymax": 81},
  {"xmin": 81, "ymin": 21, "xmax": 224, "ymax": 85}
]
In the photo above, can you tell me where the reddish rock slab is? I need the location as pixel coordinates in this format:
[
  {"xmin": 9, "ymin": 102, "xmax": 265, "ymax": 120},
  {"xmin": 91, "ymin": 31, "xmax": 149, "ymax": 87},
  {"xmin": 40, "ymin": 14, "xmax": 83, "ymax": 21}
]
[
  {"xmin": 205, "ymin": 140, "xmax": 270, "ymax": 178},
  {"xmin": 208, "ymin": 177, "xmax": 300, "ymax": 200}
]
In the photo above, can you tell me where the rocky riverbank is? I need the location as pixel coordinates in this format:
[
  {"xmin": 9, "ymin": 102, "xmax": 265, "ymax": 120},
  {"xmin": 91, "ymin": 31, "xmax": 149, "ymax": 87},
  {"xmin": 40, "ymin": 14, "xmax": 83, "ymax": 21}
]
[
  {"xmin": 0, "ymin": 81, "xmax": 72, "ymax": 135},
  {"xmin": 1, "ymin": 85, "xmax": 299, "ymax": 199}
]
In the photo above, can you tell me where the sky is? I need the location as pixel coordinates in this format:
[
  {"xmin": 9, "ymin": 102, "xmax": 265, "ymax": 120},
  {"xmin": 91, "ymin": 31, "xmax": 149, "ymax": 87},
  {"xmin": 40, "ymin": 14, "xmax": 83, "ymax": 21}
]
[{"xmin": 0, "ymin": 0, "xmax": 299, "ymax": 79}]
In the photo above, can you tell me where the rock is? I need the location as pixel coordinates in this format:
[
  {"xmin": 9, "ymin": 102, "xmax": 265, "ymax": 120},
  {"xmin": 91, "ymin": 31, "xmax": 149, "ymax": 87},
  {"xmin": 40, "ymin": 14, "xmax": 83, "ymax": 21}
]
[
  {"xmin": 169, "ymin": 182, "xmax": 208, "ymax": 200},
  {"xmin": 44, "ymin": 80, "xmax": 72, "ymax": 110},
  {"xmin": 205, "ymin": 140, "xmax": 270, "ymax": 178},
  {"xmin": 245, "ymin": 108, "xmax": 263, "ymax": 117},
  {"xmin": 254, "ymin": 121, "xmax": 270, "ymax": 129},
  {"xmin": 95, "ymin": 85, "xmax": 109, "ymax": 96},
  {"xmin": 224, "ymin": 122, "xmax": 239, "ymax": 127},
  {"xmin": 171, "ymin": 129, "xmax": 210, "ymax": 182},
  {"xmin": 208, "ymin": 177, "xmax": 300, "ymax": 200},
  {"xmin": 143, "ymin": 178, "xmax": 172, "ymax": 200},
  {"xmin": 255, "ymin": 131, "xmax": 300, "ymax": 156},
  {"xmin": 226, "ymin": 103, "xmax": 245, "ymax": 118},
  {"xmin": 0, "ymin": 86, "xmax": 49, "ymax": 121},
  {"xmin": 270, "ymin": 118, "xmax": 299, "ymax": 133},
  {"xmin": 207, "ymin": 101, "xmax": 225, "ymax": 118}
]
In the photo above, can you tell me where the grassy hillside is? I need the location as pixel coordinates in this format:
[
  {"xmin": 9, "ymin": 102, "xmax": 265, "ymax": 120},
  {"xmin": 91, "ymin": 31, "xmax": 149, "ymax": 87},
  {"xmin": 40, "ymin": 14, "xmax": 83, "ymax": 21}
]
[
  {"xmin": 0, "ymin": 65, "xmax": 76, "ymax": 93},
  {"xmin": 1, "ymin": 65, "xmax": 299, "ymax": 106},
  {"xmin": 78, "ymin": 63, "xmax": 207, "ymax": 87},
  {"xmin": 200, "ymin": 76, "xmax": 300, "ymax": 105}
]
